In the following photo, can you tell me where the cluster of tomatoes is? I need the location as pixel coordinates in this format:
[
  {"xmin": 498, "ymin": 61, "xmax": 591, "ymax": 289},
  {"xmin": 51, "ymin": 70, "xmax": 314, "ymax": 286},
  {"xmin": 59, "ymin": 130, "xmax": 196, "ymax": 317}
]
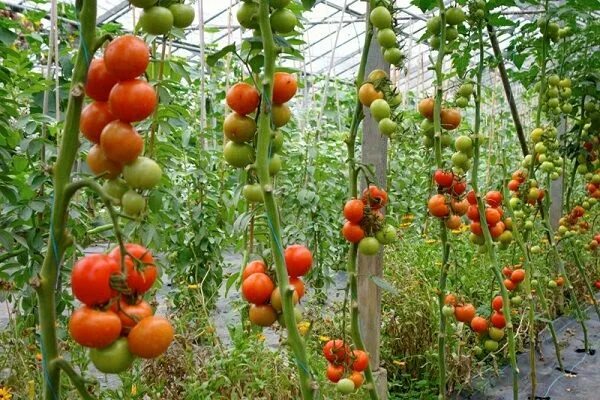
[
  {"xmin": 501, "ymin": 264, "xmax": 526, "ymax": 292},
  {"xmin": 369, "ymin": 4, "xmax": 404, "ymax": 66},
  {"xmin": 323, "ymin": 339, "xmax": 369, "ymax": 394},
  {"xmin": 557, "ymin": 205, "xmax": 588, "ymax": 239},
  {"xmin": 133, "ymin": 0, "xmax": 195, "ymax": 36},
  {"xmin": 454, "ymin": 82, "xmax": 474, "ymax": 109},
  {"xmin": 585, "ymin": 175, "xmax": 600, "ymax": 201},
  {"xmin": 537, "ymin": 17, "xmax": 571, "ymax": 43},
  {"xmin": 240, "ymin": 245, "xmax": 310, "ymax": 327},
  {"xmin": 467, "ymin": 0, "xmax": 487, "ymax": 22},
  {"xmin": 546, "ymin": 275, "xmax": 565, "ymax": 290},
  {"xmin": 69, "ymin": 244, "xmax": 173, "ymax": 374},
  {"xmin": 522, "ymin": 126, "xmax": 563, "ymax": 179},
  {"xmin": 587, "ymin": 233, "xmax": 600, "ymax": 252},
  {"xmin": 237, "ymin": 0, "xmax": 298, "ymax": 34},
  {"xmin": 342, "ymin": 185, "xmax": 397, "ymax": 256},
  {"xmin": 538, "ymin": 75, "xmax": 573, "ymax": 115},
  {"xmin": 466, "ymin": 190, "xmax": 514, "ymax": 248},
  {"xmin": 425, "ymin": 6, "xmax": 465, "ymax": 51},
  {"xmin": 429, "ymin": 169, "xmax": 468, "ymax": 230},
  {"xmin": 507, "ymin": 170, "xmax": 546, "ymax": 225},
  {"xmin": 418, "ymin": 98, "xmax": 462, "ymax": 150},
  {"xmin": 358, "ymin": 69, "xmax": 402, "ymax": 137},
  {"xmin": 223, "ymin": 72, "xmax": 296, "ymax": 175},
  {"xmin": 82, "ymin": 35, "xmax": 162, "ymax": 216}
]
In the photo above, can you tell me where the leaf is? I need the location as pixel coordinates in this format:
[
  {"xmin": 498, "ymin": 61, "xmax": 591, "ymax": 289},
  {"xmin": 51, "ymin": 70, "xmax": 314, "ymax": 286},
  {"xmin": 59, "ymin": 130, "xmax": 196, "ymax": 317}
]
[
  {"xmin": 207, "ymin": 44, "xmax": 236, "ymax": 67},
  {"xmin": 302, "ymin": 0, "xmax": 316, "ymax": 10},
  {"xmin": 224, "ymin": 271, "xmax": 240, "ymax": 297},
  {"xmin": 410, "ymin": 0, "xmax": 437, "ymax": 12},
  {"xmin": 0, "ymin": 27, "xmax": 17, "ymax": 45},
  {"xmin": 370, "ymin": 276, "xmax": 399, "ymax": 295}
]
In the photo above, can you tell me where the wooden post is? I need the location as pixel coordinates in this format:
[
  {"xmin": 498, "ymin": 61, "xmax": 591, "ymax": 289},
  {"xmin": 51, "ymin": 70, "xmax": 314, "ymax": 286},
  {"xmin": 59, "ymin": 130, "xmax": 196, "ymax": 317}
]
[{"xmin": 358, "ymin": 24, "xmax": 389, "ymax": 399}]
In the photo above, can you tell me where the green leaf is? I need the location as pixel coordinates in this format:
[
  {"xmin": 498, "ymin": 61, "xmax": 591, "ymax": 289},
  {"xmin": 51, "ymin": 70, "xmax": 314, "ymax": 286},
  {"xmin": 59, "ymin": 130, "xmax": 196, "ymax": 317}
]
[
  {"xmin": 207, "ymin": 44, "xmax": 236, "ymax": 67},
  {"xmin": 302, "ymin": 0, "xmax": 316, "ymax": 10},
  {"xmin": 411, "ymin": 0, "xmax": 437, "ymax": 12},
  {"xmin": 370, "ymin": 276, "xmax": 399, "ymax": 295},
  {"xmin": 0, "ymin": 27, "xmax": 17, "ymax": 45}
]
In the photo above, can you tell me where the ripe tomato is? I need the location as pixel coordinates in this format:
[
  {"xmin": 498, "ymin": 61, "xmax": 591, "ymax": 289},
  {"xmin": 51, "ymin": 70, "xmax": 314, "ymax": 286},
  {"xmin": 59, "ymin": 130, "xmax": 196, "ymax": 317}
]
[
  {"xmin": 69, "ymin": 306, "xmax": 121, "ymax": 348},
  {"xmin": 223, "ymin": 112, "xmax": 257, "ymax": 143},
  {"xmin": 358, "ymin": 83, "xmax": 384, "ymax": 107},
  {"xmin": 454, "ymin": 303, "xmax": 476, "ymax": 323},
  {"xmin": 555, "ymin": 276, "xmax": 565, "ymax": 287},
  {"xmin": 104, "ymin": 35, "xmax": 150, "ymax": 81},
  {"xmin": 90, "ymin": 337, "xmax": 134, "ymax": 374},
  {"xmin": 492, "ymin": 295, "xmax": 503, "ymax": 312},
  {"xmin": 489, "ymin": 221, "xmax": 505, "ymax": 239},
  {"xmin": 504, "ymin": 278, "xmax": 517, "ymax": 291},
  {"xmin": 451, "ymin": 198, "xmax": 469, "ymax": 216},
  {"xmin": 343, "ymin": 199, "xmax": 365, "ymax": 223},
  {"xmin": 85, "ymin": 58, "xmax": 118, "ymax": 102},
  {"xmin": 342, "ymin": 221, "xmax": 365, "ymax": 243},
  {"xmin": 440, "ymin": 108, "xmax": 461, "ymax": 130},
  {"xmin": 452, "ymin": 179, "xmax": 467, "ymax": 196},
  {"xmin": 445, "ymin": 215, "xmax": 462, "ymax": 230},
  {"xmin": 507, "ymin": 179, "xmax": 521, "ymax": 191},
  {"xmin": 485, "ymin": 208, "xmax": 502, "ymax": 225},
  {"xmin": 323, "ymin": 339, "xmax": 349, "ymax": 363},
  {"xmin": 270, "ymin": 287, "xmax": 299, "ymax": 312},
  {"xmin": 241, "ymin": 272, "xmax": 274, "ymax": 305},
  {"xmin": 272, "ymin": 103, "xmax": 291, "ymax": 127},
  {"xmin": 289, "ymin": 277, "xmax": 305, "ymax": 299},
  {"xmin": 242, "ymin": 260, "xmax": 267, "ymax": 281},
  {"xmin": 444, "ymin": 293, "xmax": 457, "ymax": 305},
  {"xmin": 226, "ymin": 82, "xmax": 260, "ymax": 116},
  {"xmin": 434, "ymin": 169, "xmax": 454, "ymax": 188},
  {"xmin": 249, "ymin": 304, "xmax": 278, "ymax": 327},
  {"xmin": 512, "ymin": 170, "xmax": 527, "ymax": 183},
  {"xmin": 109, "ymin": 244, "xmax": 158, "ymax": 294},
  {"xmin": 349, "ymin": 370, "xmax": 365, "ymax": 389},
  {"xmin": 349, "ymin": 349, "xmax": 369, "ymax": 372},
  {"xmin": 502, "ymin": 266, "xmax": 513, "ymax": 277},
  {"xmin": 470, "ymin": 316, "xmax": 488, "ymax": 333},
  {"xmin": 485, "ymin": 191, "xmax": 503, "ymax": 207},
  {"xmin": 466, "ymin": 205, "xmax": 480, "ymax": 221},
  {"xmin": 510, "ymin": 269, "xmax": 525, "ymax": 283},
  {"xmin": 572, "ymin": 206, "xmax": 585, "ymax": 218},
  {"xmin": 594, "ymin": 280, "xmax": 600, "ymax": 290},
  {"xmin": 108, "ymin": 79, "xmax": 157, "ymax": 123},
  {"xmin": 71, "ymin": 254, "xmax": 120, "ymax": 306},
  {"xmin": 362, "ymin": 185, "xmax": 388, "ymax": 210},
  {"xmin": 466, "ymin": 190, "xmax": 477, "ymax": 205},
  {"xmin": 490, "ymin": 311, "xmax": 506, "ymax": 329},
  {"xmin": 80, "ymin": 102, "xmax": 116, "ymax": 143},
  {"xmin": 326, "ymin": 363, "xmax": 345, "ymax": 383},
  {"xmin": 272, "ymin": 72, "xmax": 297, "ymax": 104},
  {"xmin": 418, "ymin": 98, "xmax": 434, "ymax": 120},
  {"xmin": 100, "ymin": 121, "xmax": 143, "ymax": 165},
  {"xmin": 112, "ymin": 299, "xmax": 153, "ymax": 335},
  {"xmin": 470, "ymin": 222, "xmax": 483, "ymax": 236},
  {"xmin": 284, "ymin": 245, "xmax": 312, "ymax": 277},
  {"xmin": 87, "ymin": 144, "xmax": 123, "ymax": 179},
  {"xmin": 127, "ymin": 316, "xmax": 174, "ymax": 359},
  {"xmin": 428, "ymin": 194, "xmax": 449, "ymax": 217}
]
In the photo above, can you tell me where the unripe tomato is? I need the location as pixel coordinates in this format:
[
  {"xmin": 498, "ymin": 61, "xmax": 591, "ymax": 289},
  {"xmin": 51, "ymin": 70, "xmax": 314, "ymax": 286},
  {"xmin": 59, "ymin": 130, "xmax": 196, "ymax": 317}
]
[
  {"xmin": 273, "ymin": 72, "xmax": 297, "ymax": 104},
  {"xmin": 484, "ymin": 339, "xmax": 499, "ymax": 352},
  {"xmin": 358, "ymin": 237, "xmax": 381, "ymax": 255},
  {"xmin": 384, "ymin": 47, "xmax": 403, "ymax": 65},
  {"xmin": 223, "ymin": 141, "xmax": 255, "ymax": 168},
  {"xmin": 140, "ymin": 6, "xmax": 174, "ymax": 35},
  {"xmin": 243, "ymin": 184, "xmax": 264, "ymax": 203},
  {"xmin": 249, "ymin": 304, "xmax": 278, "ymax": 327},
  {"xmin": 358, "ymin": 83, "xmax": 384, "ymax": 107},
  {"xmin": 450, "ymin": 198, "xmax": 469, "ymax": 216},
  {"xmin": 87, "ymin": 144, "xmax": 123, "ymax": 179},
  {"xmin": 376, "ymin": 28, "xmax": 396, "ymax": 48},
  {"xmin": 272, "ymin": 103, "xmax": 291, "ymax": 127},
  {"xmin": 80, "ymin": 102, "xmax": 116, "ymax": 143},
  {"xmin": 269, "ymin": 287, "xmax": 298, "ymax": 312},
  {"xmin": 169, "ymin": 4, "xmax": 195, "ymax": 28},
  {"xmin": 100, "ymin": 121, "xmax": 143, "ymax": 165},
  {"xmin": 127, "ymin": 316, "xmax": 174, "ymax": 358},
  {"xmin": 90, "ymin": 337, "xmax": 134, "ymax": 374},
  {"xmin": 440, "ymin": 108, "xmax": 461, "ymax": 130},
  {"xmin": 69, "ymin": 306, "xmax": 121, "ymax": 348},
  {"xmin": 446, "ymin": 7, "xmax": 466, "ymax": 25},
  {"xmin": 375, "ymin": 224, "xmax": 397, "ymax": 244},
  {"xmin": 109, "ymin": 79, "xmax": 157, "ymax": 123},
  {"xmin": 85, "ymin": 58, "xmax": 118, "ymax": 101},
  {"xmin": 379, "ymin": 118, "xmax": 397, "ymax": 136},
  {"xmin": 123, "ymin": 157, "xmax": 162, "ymax": 190},
  {"xmin": 337, "ymin": 378, "xmax": 355, "ymax": 394},
  {"xmin": 104, "ymin": 35, "xmax": 149, "ymax": 81},
  {"xmin": 349, "ymin": 370, "xmax": 365, "ymax": 389},
  {"xmin": 270, "ymin": 0, "xmax": 291, "ymax": 8},
  {"xmin": 284, "ymin": 245, "xmax": 312, "ymax": 277},
  {"xmin": 369, "ymin": 6, "xmax": 392, "ymax": 29},
  {"xmin": 488, "ymin": 327, "xmax": 505, "ymax": 341},
  {"xmin": 370, "ymin": 99, "xmax": 391, "ymax": 121},
  {"xmin": 445, "ymin": 215, "xmax": 462, "ymax": 230},
  {"xmin": 269, "ymin": 154, "xmax": 282, "ymax": 175},
  {"xmin": 270, "ymin": 8, "xmax": 297, "ymax": 33},
  {"xmin": 442, "ymin": 305, "xmax": 455, "ymax": 317},
  {"xmin": 102, "ymin": 178, "xmax": 128, "ymax": 203},
  {"xmin": 121, "ymin": 189, "xmax": 145, "ymax": 215},
  {"xmin": 455, "ymin": 135, "xmax": 473, "ymax": 153},
  {"xmin": 131, "ymin": 0, "xmax": 157, "ymax": 7},
  {"xmin": 237, "ymin": 2, "xmax": 259, "ymax": 28}
]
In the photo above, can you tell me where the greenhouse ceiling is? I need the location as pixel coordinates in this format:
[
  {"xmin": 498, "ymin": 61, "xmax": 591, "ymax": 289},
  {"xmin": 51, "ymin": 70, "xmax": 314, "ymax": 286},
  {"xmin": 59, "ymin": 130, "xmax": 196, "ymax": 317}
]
[{"xmin": 4, "ymin": 0, "xmax": 547, "ymax": 91}]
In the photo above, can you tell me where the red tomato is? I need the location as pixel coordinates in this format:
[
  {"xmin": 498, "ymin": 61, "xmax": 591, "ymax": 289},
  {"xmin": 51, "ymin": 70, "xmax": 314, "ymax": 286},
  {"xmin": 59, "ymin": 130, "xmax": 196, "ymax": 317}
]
[
  {"xmin": 434, "ymin": 169, "xmax": 454, "ymax": 188},
  {"xmin": 490, "ymin": 311, "xmax": 506, "ymax": 329},
  {"xmin": 71, "ymin": 254, "xmax": 120, "ymax": 306},
  {"xmin": 80, "ymin": 102, "xmax": 116, "ymax": 143},
  {"xmin": 112, "ymin": 299, "xmax": 153, "ymax": 335},
  {"xmin": 349, "ymin": 349, "xmax": 369, "ymax": 372},
  {"xmin": 362, "ymin": 185, "xmax": 388, "ymax": 210},
  {"xmin": 127, "ymin": 316, "xmax": 174, "ymax": 359},
  {"xmin": 485, "ymin": 208, "xmax": 502, "ymax": 225},
  {"xmin": 289, "ymin": 277, "xmax": 305, "ymax": 299},
  {"xmin": 343, "ymin": 199, "xmax": 365, "ymax": 223},
  {"xmin": 470, "ymin": 222, "xmax": 482, "ymax": 236},
  {"xmin": 87, "ymin": 144, "xmax": 123, "ymax": 179},
  {"xmin": 491, "ymin": 295, "xmax": 503, "ymax": 312},
  {"xmin": 452, "ymin": 179, "xmax": 467, "ymax": 196},
  {"xmin": 326, "ymin": 363, "xmax": 344, "ymax": 383},
  {"xmin": 108, "ymin": 79, "xmax": 157, "ymax": 123},
  {"xmin": 323, "ymin": 339, "xmax": 349, "ymax": 363},
  {"xmin": 467, "ymin": 205, "xmax": 480, "ymax": 221},
  {"xmin": 85, "ymin": 58, "xmax": 118, "ymax": 101},
  {"xmin": 342, "ymin": 221, "xmax": 365, "ymax": 243},
  {"xmin": 510, "ymin": 269, "xmax": 525, "ymax": 283},
  {"xmin": 109, "ymin": 244, "xmax": 158, "ymax": 294},
  {"xmin": 502, "ymin": 266, "xmax": 513, "ymax": 277},
  {"xmin": 242, "ymin": 260, "xmax": 267, "ymax": 281},
  {"xmin": 507, "ymin": 179, "xmax": 521, "ymax": 191},
  {"xmin": 284, "ymin": 245, "xmax": 313, "ymax": 277},
  {"xmin": 489, "ymin": 221, "xmax": 505, "ymax": 239},
  {"xmin": 454, "ymin": 303, "xmax": 476, "ymax": 323},
  {"xmin": 504, "ymin": 278, "xmax": 517, "ymax": 291},
  {"xmin": 349, "ymin": 371, "xmax": 365, "ymax": 389},
  {"xmin": 100, "ymin": 121, "xmax": 143, "ymax": 165},
  {"xmin": 470, "ymin": 316, "xmax": 488, "ymax": 333},
  {"xmin": 486, "ymin": 191, "xmax": 503, "ymax": 207},
  {"xmin": 272, "ymin": 72, "xmax": 297, "ymax": 104},
  {"xmin": 428, "ymin": 194, "xmax": 449, "ymax": 218},
  {"xmin": 69, "ymin": 306, "xmax": 121, "ymax": 348},
  {"xmin": 466, "ymin": 190, "xmax": 477, "ymax": 205},
  {"xmin": 104, "ymin": 35, "xmax": 150, "ymax": 81},
  {"xmin": 226, "ymin": 82, "xmax": 260, "ymax": 115},
  {"xmin": 241, "ymin": 272, "xmax": 274, "ymax": 305}
]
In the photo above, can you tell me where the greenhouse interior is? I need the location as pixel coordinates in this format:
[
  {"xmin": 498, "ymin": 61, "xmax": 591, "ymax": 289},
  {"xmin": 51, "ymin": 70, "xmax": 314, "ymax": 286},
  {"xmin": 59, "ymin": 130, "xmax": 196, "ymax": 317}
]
[{"xmin": 1, "ymin": 0, "xmax": 600, "ymax": 399}]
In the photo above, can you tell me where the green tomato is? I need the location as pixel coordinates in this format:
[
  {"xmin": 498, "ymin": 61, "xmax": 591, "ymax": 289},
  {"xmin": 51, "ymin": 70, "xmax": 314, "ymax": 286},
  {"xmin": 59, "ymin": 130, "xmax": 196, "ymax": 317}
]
[
  {"xmin": 237, "ymin": 2, "xmax": 259, "ymax": 29},
  {"xmin": 548, "ymin": 74, "xmax": 560, "ymax": 86},
  {"xmin": 131, "ymin": 0, "xmax": 157, "ymax": 8},
  {"xmin": 456, "ymin": 96, "xmax": 469, "ymax": 108},
  {"xmin": 270, "ymin": 0, "xmax": 291, "ymax": 8},
  {"xmin": 269, "ymin": 154, "xmax": 282, "ymax": 175},
  {"xmin": 243, "ymin": 184, "xmax": 263, "ymax": 203},
  {"xmin": 451, "ymin": 151, "xmax": 470, "ymax": 169},
  {"xmin": 441, "ymin": 134, "xmax": 453, "ymax": 149},
  {"xmin": 426, "ymin": 16, "xmax": 441, "ymax": 35},
  {"xmin": 270, "ymin": 8, "xmax": 297, "ymax": 33},
  {"xmin": 446, "ymin": 27, "xmax": 458, "ymax": 41},
  {"xmin": 442, "ymin": 305, "xmax": 455, "ymax": 317},
  {"xmin": 454, "ymin": 135, "xmax": 473, "ymax": 153},
  {"xmin": 358, "ymin": 237, "xmax": 381, "ymax": 256},
  {"xmin": 384, "ymin": 47, "xmax": 403, "ymax": 65},
  {"xmin": 272, "ymin": 130, "xmax": 284, "ymax": 153},
  {"xmin": 429, "ymin": 36, "xmax": 441, "ymax": 50},
  {"xmin": 547, "ymin": 98, "xmax": 560, "ymax": 108},
  {"xmin": 377, "ymin": 28, "xmax": 397, "ymax": 49},
  {"xmin": 370, "ymin": 99, "xmax": 391, "ymax": 121},
  {"xmin": 123, "ymin": 157, "xmax": 162, "ymax": 190},
  {"xmin": 499, "ymin": 230, "xmax": 513, "ymax": 245},
  {"xmin": 458, "ymin": 83, "xmax": 473, "ymax": 97},
  {"xmin": 420, "ymin": 119, "xmax": 434, "ymax": 138},
  {"xmin": 473, "ymin": 346, "xmax": 483, "ymax": 356},
  {"xmin": 336, "ymin": 378, "xmax": 355, "ymax": 394},
  {"xmin": 446, "ymin": 7, "xmax": 466, "ymax": 25},
  {"xmin": 540, "ymin": 161, "xmax": 554, "ymax": 173},
  {"xmin": 561, "ymin": 87, "xmax": 572, "ymax": 98},
  {"xmin": 277, "ymin": 306, "xmax": 303, "ymax": 327},
  {"xmin": 484, "ymin": 339, "xmax": 499, "ymax": 352},
  {"xmin": 90, "ymin": 338, "xmax": 134, "ymax": 374},
  {"xmin": 223, "ymin": 141, "xmax": 255, "ymax": 168},
  {"xmin": 531, "ymin": 245, "xmax": 542, "ymax": 254},
  {"xmin": 470, "ymin": 233, "xmax": 485, "ymax": 245},
  {"xmin": 379, "ymin": 118, "xmax": 397, "ymax": 136},
  {"xmin": 509, "ymin": 197, "xmax": 522, "ymax": 210},
  {"xmin": 562, "ymin": 103, "xmax": 573, "ymax": 113},
  {"xmin": 548, "ymin": 280, "xmax": 558, "ymax": 289},
  {"xmin": 488, "ymin": 327, "xmax": 505, "ymax": 341},
  {"xmin": 547, "ymin": 87, "xmax": 559, "ymax": 98},
  {"xmin": 423, "ymin": 136, "xmax": 433, "ymax": 148},
  {"xmin": 169, "ymin": 4, "xmax": 195, "ymax": 28},
  {"xmin": 369, "ymin": 6, "xmax": 392, "ymax": 29},
  {"xmin": 388, "ymin": 92, "xmax": 403, "ymax": 107},
  {"xmin": 140, "ymin": 6, "xmax": 174, "ymax": 35},
  {"xmin": 102, "ymin": 178, "xmax": 128, "ymax": 204},
  {"xmin": 375, "ymin": 224, "xmax": 397, "ymax": 244},
  {"xmin": 511, "ymin": 296, "xmax": 523, "ymax": 306},
  {"xmin": 559, "ymin": 78, "xmax": 571, "ymax": 88},
  {"xmin": 121, "ymin": 190, "xmax": 146, "ymax": 216}
]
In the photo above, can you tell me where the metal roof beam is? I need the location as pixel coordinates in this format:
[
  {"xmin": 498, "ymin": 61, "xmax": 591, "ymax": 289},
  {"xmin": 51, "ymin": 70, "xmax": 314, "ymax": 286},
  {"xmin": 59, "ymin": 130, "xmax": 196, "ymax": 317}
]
[{"xmin": 98, "ymin": 1, "xmax": 130, "ymax": 24}]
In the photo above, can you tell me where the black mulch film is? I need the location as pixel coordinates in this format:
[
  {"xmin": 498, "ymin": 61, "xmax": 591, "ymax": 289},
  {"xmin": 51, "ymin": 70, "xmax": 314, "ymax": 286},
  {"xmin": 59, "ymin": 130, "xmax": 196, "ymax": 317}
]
[{"xmin": 464, "ymin": 295, "xmax": 600, "ymax": 400}]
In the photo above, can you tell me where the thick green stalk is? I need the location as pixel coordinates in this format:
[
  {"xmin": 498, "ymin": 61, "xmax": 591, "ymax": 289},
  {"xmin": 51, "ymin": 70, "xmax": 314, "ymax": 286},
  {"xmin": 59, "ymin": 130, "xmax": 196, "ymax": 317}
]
[
  {"xmin": 35, "ymin": 2, "xmax": 97, "ymax": 399},
  {"xmin": 344, "ymin": 3, "xmax": 380, "ymax": 397},
  {"xmin": 432, "ymin": 3, "xmax": 450, "ymax": 399},
  {"xmin": 256, "ymin": 2, "xmax": 315, "ymax": 398},
  {"xmin": 572, "ymin": 250, "xmax": 600, "ymax": 320},
  {"xmin": 471, "ymin": 25, "xmax": 519, "ymax": 400}
]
